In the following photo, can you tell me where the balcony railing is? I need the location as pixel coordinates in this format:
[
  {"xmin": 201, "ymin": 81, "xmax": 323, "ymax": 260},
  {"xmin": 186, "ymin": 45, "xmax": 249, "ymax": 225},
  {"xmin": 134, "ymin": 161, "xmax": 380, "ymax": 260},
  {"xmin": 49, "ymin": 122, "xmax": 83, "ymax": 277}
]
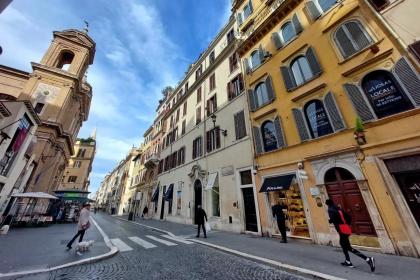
[{"xmin": 144, "ymin": 154, "xmax": 159, "ymax": 169}]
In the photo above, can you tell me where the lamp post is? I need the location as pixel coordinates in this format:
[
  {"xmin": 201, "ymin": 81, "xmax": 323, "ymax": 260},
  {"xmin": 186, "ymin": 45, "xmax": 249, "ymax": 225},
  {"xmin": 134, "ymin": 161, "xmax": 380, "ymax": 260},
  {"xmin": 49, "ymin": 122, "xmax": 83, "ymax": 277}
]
[{"xmin": 210, "ymin": 113, "xmax": 227, "ymax": 136}]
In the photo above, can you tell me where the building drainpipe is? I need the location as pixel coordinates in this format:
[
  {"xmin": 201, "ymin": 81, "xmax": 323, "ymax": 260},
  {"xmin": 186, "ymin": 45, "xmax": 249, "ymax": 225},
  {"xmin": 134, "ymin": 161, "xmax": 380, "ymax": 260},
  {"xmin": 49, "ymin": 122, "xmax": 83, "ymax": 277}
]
[
  {"xmin": 362, "ymin": 0, "xmax": 407, "ymax": 52},
  {"xmin": 237, "ymin": 39, "xmax": 264, "ymax": 236}
]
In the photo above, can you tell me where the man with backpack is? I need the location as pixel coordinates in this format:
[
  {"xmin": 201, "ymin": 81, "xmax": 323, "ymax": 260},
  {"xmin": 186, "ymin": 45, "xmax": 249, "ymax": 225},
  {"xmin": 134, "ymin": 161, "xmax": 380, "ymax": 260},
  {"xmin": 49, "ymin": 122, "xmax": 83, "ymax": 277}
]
[{"xmin": 326, "ymin": 199, "xmax": 375, "ymax": 272}]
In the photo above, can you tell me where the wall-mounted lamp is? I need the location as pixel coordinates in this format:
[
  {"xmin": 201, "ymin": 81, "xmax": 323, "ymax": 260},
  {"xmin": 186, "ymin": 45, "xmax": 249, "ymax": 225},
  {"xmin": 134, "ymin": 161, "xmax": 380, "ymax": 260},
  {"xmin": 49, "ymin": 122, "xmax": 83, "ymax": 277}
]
[{"xmin": 210, "ymin": 113, "xmax": 227, "ymax": 136}]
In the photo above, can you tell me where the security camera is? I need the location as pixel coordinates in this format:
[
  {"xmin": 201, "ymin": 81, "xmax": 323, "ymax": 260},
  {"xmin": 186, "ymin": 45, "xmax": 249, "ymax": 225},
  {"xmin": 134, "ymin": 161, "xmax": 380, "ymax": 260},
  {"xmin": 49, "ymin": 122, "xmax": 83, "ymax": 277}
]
[
  {"xmin": 251, "ymin": 169, "xmax": 257, "ymax": 175},
  {"xmin": 297, "ymin": 162, "xmax": 304, "ymax": 169}
]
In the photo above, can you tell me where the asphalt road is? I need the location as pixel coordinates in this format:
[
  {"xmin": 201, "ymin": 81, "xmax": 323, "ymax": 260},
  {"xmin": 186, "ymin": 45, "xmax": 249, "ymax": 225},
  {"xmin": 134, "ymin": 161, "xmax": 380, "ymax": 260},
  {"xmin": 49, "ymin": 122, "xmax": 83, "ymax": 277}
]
[{"xmin": 6, "ymin": 214, "xmax": 310, "ymax": 280}]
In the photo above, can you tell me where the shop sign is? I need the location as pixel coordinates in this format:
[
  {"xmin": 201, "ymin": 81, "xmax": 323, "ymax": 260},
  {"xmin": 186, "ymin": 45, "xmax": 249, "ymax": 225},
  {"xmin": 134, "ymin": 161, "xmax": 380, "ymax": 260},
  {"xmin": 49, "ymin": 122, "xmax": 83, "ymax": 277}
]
[
  {"xmin": 310, "ymin": 187, "xmax": 320, "ymax": 196},
  {"xmin": 305, "ymin": 100, "xmax": 333, "ymax": 138},
  {"xmin": 362, "ymin": 72, "xmax": 413, "ymax": 118}
]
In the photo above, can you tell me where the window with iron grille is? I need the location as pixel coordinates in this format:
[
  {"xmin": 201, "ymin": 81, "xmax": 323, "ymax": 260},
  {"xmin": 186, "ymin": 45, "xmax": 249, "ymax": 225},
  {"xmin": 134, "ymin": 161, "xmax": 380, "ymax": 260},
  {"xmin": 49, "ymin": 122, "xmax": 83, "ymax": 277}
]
[
  {"xmin": 229, "ymin": 53, "xmax": 239, "ymax": 73},
  {"xmin": 207, "ymin": 95, "xmax": 217, "ymax": 116},
  {"xmin": 209, "ymin": 73, "xmax": 216, "ymax": 91},
  {"xmin": 234, "ymin": 111, "xmax": 247, "ymax": 140},
  {"xmin": 196, "ymin": 107, "xmax": 202, "ymax": 125},
  {"xmin": 197, "ymin": 87, "xmax": 202, "ymax": 103},
  {"xmin": 192, "ymin": 136, "xmax": 202, "ymax": 159},
  {"xmin": 209, "ymin": 51, "xmax": 215, "ymax": 64},
  {"xmin": 68, "ymin": 176, "xmax": 77, "ymax": 183},
  {"xmin": 227, "ymin": 74, "xmax": 244, "ymax": 101},
  {"xmin": 206, "ymin": 127, "xmax": 221, "ymax": 153}
]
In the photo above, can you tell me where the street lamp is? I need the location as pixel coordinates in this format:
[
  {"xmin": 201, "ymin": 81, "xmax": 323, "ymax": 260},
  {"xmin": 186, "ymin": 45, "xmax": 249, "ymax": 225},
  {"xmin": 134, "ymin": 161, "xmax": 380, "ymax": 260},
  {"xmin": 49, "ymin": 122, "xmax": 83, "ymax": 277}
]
[{"xmin": 210, "ymin": 113, "xmax": 227, "ymax": 136}]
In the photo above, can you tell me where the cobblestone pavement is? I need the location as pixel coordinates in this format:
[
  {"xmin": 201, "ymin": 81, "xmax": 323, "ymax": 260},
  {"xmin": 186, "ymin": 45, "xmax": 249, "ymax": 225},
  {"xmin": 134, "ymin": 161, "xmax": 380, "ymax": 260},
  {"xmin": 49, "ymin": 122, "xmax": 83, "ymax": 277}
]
[{"xmin": 4, "ymin": 214, "xmax": 310, "ymax": 280}]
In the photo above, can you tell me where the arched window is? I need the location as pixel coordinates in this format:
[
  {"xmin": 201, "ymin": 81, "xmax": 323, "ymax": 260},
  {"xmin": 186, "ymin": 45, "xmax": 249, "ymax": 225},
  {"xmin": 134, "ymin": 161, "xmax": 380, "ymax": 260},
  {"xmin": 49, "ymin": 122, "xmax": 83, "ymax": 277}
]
[
  {"xmin": 361, "ymin": 70, "xmax": 413, "ymax": 119},
  {"xmin": 261, "ymin": 121, "xmax": 278, "ymax": 152},
  {"xmin": 56, "ymin": 50, "xmax": 74, "ymax": 71},
  {"xmin": 250, "ymin": 50, "xmax": 261, "ymax": 69},
  {"xmin": 304, "ymin": 100, "xmax": 333, "ymax": 138},
  {"xmin": 281, "ymin": 22, "xmax": 296, "ymax": 44},
  {"xmin": 291, "ymin": 56, "xmax": 313, "ymax": 86},
  {"xmin": 334, "ymin": 20, "xmax": 373, "ymax": 59},
  {"xmin": 316, "ymin": 0, "xmax": 337, "ymax": 13},
  {"xmin": 254, "ymin": 82, "xmax": 269, "ymax": 107}
]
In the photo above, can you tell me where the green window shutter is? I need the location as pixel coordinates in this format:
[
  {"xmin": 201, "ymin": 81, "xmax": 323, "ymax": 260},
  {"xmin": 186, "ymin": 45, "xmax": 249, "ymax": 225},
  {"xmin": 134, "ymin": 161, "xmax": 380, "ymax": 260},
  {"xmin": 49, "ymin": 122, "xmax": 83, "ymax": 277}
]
[
  {"xmin": 343, "ymin": 83, "xmax": 376, "ymax": 122},
  {"xmin": 306, "ymin": 47, "xmax": 322, "ymax": 76},
  {"xmin": 281, "ymin": 66, "xmax": 296, "ymax": 91},
  {"xmin": 265, "ymin": 75, "xmax": 276, "ymax": 102},
  {"xmin": 324, "ymin": 92, "xmax": 346, "ymax": 131},
  {"xmin": 305, "ymin": 0, "xmax": 321, "ymax": 21},
  {"xmin": 271, "ymin": 32, "xmax": 283, "ymax": 49},
  {"xmin": 253, "ymin": 126, "xmax": 263, "ymax": 154},
  {"xmin": 292, "ymin": 108, "xmax": 310, "ymax": 142},
  {"xmin": 292, "ymin": 13, "xmax": 303, "ymax": 34},
  {"xmin": 274, "ymin": 116, "xmax": 286, "ymax": 148},
  {"xmin": 392, "ymin": 56, "xmax": 420, "ymax": 106}
]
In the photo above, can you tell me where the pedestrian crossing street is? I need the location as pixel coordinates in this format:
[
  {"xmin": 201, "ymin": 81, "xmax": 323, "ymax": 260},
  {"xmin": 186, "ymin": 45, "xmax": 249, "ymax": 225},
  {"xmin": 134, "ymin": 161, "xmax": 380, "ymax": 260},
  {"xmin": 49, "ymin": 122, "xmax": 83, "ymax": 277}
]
[{"xmin": 110, "ymin": 234, "xmax": 194, "ymax": 252}]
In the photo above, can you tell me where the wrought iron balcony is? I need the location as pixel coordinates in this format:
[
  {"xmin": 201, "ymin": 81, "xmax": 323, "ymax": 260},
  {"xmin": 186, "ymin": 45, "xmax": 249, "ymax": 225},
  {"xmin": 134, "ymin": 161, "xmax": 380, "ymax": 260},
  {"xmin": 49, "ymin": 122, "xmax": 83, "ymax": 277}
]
[{"xmin": 144, "ymin": 154, "xmax": 159, "ymax": 169}]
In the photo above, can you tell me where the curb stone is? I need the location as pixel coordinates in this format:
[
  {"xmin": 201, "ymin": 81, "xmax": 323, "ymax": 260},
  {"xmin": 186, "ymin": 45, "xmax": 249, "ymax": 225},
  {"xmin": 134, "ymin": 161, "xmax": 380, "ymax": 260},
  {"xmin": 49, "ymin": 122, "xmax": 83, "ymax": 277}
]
[{"xmin": 0, "ymin": 217, "xmax": 119, "ymax": 279}]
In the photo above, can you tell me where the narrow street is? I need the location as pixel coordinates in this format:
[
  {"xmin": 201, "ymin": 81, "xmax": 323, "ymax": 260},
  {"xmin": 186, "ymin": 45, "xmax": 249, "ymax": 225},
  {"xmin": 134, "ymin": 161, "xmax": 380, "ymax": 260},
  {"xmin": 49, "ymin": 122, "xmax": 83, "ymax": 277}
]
[{"xmin": 5, "ymin": 214, "xmax": 309, "ymax": 280}]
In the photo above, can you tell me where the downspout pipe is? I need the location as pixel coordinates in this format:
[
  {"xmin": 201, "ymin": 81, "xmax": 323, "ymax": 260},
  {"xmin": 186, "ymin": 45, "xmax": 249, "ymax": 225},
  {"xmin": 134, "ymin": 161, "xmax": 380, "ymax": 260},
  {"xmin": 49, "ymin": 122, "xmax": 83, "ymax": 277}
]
[{"xmin": 362, "ymin": 0, "xmax": 407, "ymax": 51}]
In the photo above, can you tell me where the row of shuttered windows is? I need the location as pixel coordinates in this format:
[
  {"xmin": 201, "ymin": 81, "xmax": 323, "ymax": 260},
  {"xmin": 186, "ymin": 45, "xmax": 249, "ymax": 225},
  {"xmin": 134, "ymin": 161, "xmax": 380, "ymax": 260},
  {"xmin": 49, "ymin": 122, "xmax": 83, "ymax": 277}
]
[{"xmin": 251, "ymin": 56, "xmax": 420, "ymax": 154}]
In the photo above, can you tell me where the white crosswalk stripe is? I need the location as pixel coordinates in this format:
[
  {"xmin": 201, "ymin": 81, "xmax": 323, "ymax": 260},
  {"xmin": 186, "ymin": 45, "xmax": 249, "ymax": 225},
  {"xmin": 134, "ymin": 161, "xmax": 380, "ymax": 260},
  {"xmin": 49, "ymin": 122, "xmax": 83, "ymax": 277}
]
[
  {"xmin": 128, "ymin": 236, "xmax": 157, "ymax": 249},
  {"xmin": 146, "ymin": 235, "xmax": 177, "ymax": 246},
  {"xmin": 110, "ymin": 238, "xmax": 133, "ymax": 252},
  {"xmin": 160, "ymin": 234, "xmax": 194, "ymax": 244}
]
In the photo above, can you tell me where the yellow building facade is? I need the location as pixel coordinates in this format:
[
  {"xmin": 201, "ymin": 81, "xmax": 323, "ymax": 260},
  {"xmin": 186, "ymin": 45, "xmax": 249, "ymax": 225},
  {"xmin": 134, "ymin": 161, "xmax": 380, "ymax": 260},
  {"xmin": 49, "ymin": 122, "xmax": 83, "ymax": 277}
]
[
  {"xmin": 61, "ymin": 134, "xmax": 96, "ymax": 191},
  {"xmin": 233, "ymin": 0, "xmax": 420, "ymax": 256}
]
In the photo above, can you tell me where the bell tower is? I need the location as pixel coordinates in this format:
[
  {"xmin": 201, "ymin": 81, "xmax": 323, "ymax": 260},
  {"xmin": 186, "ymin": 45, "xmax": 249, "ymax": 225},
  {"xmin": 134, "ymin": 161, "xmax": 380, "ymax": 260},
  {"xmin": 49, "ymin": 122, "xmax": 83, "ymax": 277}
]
[{"xmin": 19, "ymin": 29, "xmax": 96, "ymax": 194}]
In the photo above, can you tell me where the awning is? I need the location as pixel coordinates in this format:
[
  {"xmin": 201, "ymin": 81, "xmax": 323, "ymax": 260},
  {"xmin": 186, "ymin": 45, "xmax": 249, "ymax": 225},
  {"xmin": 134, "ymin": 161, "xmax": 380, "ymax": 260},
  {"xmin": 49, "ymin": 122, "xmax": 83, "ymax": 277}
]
[
  {"xmin": 259, "ymin": 174, "xmax": 295, "ymax": 193},
  {"xmin": 151, "ymin": 187, "xmax": 159, "ymax": 202},
  {"xmin": 11, "ymin": 192, "xmax": 58, "ymax": 200},
  {"xmin": 205, "ymin": 172, "xmax": 218, "ymax": 190},
  {"xmin": 165, "ymin": 184, "xmax": 174, "ymax": 201}
]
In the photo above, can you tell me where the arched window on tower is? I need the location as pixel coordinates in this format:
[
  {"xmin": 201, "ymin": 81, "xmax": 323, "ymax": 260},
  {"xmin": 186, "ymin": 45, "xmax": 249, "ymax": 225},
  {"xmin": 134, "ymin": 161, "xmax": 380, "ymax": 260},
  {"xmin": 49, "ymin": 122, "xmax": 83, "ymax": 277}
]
[{"xmin": 56, "ymin": 50, "xmax": 75, "ymax": 71}]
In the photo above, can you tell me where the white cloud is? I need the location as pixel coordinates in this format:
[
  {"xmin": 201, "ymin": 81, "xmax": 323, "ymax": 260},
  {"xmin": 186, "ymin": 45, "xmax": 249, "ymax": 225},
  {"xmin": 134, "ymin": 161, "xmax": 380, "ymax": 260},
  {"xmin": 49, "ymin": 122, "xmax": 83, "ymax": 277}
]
[{"xmin": 95, "ymin": 135, "xmax": 140, "ymax": 161}]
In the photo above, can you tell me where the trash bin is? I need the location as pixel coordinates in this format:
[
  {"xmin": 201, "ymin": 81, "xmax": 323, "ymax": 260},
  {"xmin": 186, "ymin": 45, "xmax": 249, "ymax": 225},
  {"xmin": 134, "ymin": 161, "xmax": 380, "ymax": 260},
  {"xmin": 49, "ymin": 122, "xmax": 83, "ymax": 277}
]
[{"xmin": 128, "ymin": 212, "xmax": 134, "ymax": 221}]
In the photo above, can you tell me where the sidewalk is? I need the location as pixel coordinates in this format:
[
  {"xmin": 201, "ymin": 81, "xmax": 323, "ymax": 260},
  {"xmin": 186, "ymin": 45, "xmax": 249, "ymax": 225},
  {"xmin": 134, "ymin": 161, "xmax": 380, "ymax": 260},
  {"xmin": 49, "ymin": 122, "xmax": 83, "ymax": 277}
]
[
  {"xmin": 0, "ymin": 222, "xmax": 109, "ymax": 275},
  {"xmin": 118, "ymin": 215, "xmax": 420, "ymax": 280}
]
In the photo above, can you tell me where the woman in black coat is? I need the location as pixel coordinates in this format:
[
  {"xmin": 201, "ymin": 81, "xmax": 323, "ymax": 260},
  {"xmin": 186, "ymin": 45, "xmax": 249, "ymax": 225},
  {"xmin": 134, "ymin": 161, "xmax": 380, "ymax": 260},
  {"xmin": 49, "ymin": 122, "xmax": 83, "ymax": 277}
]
[{"xmin": 195, "ymin": 205, "xmax": 207, "ymax": 238}]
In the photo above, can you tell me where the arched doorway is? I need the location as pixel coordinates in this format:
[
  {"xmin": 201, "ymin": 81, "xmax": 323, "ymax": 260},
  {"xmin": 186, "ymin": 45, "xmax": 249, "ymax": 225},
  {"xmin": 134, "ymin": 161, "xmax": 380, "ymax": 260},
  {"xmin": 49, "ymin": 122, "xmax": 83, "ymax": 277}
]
[
  {"xmin": 194, "ymin": 180, "xmax": 202, "ymax": 224},
  {"xmin": 325, "ymin": 167, "xmax": 376, "ymax": 236}
]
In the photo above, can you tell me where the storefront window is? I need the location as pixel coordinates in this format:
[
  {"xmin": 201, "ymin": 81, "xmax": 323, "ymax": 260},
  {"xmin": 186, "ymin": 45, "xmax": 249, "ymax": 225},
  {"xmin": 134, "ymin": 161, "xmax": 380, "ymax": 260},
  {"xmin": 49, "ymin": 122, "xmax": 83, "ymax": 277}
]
[
  {"xmin": 267, "ymin": 181, "xmax": 309, "ymax": 237},
  {"xmin": 304, "ymin": 100, "xmax": 333, "ymax": 138},
  {"xmin": 362, "ymin": 70, "xmax": 413, "ymax": 119}
]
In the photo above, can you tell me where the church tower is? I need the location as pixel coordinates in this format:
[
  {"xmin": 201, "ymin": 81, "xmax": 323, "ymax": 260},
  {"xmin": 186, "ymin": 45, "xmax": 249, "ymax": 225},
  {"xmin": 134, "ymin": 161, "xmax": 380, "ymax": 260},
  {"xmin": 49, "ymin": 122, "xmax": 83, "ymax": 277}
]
[{"xmin": 19, "ymin": 29, "xmax": 96, "ymax": 193}]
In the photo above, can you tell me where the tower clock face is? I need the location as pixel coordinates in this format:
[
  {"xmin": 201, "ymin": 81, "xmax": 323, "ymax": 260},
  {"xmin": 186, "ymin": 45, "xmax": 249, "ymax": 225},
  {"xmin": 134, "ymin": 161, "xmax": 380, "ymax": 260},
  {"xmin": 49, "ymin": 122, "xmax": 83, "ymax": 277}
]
[{"xmin": 34, "ymin": 83, "xmax": 60, "ymax": 103}]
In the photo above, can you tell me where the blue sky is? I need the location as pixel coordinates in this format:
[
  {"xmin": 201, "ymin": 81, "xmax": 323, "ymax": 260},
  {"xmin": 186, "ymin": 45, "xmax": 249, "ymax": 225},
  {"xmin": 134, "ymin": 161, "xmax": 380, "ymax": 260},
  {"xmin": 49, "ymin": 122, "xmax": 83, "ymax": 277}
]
[{"xmin": 0, "ymin": 0, "xmax": 231, "ymax": 194}]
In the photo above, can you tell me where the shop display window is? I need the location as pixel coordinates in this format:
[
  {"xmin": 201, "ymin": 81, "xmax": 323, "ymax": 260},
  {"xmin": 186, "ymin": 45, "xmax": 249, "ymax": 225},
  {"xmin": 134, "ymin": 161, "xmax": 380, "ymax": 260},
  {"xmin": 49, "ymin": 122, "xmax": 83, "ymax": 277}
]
[{"xmin": 268, "ymin": 182, "xmax": 309, "ymax": 238}]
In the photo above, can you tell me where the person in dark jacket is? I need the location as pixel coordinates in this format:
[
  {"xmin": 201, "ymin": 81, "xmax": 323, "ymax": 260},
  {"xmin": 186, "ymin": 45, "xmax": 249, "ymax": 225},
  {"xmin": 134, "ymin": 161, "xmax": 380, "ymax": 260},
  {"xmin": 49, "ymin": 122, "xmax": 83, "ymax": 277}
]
[
  {"xmin": 272, "ymin": 200, "xmax": 287, "ymax": 243},
  {"xmin": 326, "ymin": 199, "xmax": 375, "ymax": 271},
  {"xmin": 142, "ymin": 206, "xmax": 148, "ymax": 219},
  {"xmin": 195, "ymin": 205, "xmax": 207, "ymax": 238}
]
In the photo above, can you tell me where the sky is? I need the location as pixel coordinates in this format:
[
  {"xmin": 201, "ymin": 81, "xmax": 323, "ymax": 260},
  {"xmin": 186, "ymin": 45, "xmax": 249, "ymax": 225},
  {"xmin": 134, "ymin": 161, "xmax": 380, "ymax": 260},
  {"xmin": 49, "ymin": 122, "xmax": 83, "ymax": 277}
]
[{"xmin": 0, "ymin": 0, "xmax": 231, "ymax": 194}]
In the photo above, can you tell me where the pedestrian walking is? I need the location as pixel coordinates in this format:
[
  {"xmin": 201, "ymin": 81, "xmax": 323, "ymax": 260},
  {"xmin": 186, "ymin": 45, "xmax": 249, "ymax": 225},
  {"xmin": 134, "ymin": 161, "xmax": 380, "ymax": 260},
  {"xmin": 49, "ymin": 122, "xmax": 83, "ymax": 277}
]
[
  {"xmin": 326, "ymin": 199, "xmax": 375, "ymax": 271},
  {"xmin": 94, "ymin": 207, "xmax": 97, "ymax": 214},
  {"xmin": 272, "ymin": 200, "xmax": 287, "ymax": 243},
  {"xmin": 66, "ymin": 203, "xmax": 91, "ymax": 250},
  {"xmin": 56, "ymin": 207, "xmax": 64, "ymax": 223},
  {"xmin": 142, "ymin": 206, "xmax": 148, "ymax": 219},
  {"xmin": 195, "ymin": 205, "xmax": 207, "ymax": 238}
]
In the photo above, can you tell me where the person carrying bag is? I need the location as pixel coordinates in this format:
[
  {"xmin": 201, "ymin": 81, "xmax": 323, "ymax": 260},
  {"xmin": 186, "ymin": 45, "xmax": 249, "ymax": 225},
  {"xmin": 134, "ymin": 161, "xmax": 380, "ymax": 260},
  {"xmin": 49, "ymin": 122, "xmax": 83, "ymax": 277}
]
[{"xmin": 326, "ymin": 199, "xmax": 375, "ymax": 271}]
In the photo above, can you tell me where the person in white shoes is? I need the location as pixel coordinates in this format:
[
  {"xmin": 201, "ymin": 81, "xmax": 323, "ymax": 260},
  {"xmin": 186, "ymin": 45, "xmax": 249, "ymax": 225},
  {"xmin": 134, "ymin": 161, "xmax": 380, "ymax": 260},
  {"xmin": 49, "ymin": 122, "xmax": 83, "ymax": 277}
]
[
  {"xmin": 326, "ymin": 199, "xmax": 375, "ymax": 272},
  {"xmin": 66, "ymin": 203, "xmax": 91, "ymax": 250}
]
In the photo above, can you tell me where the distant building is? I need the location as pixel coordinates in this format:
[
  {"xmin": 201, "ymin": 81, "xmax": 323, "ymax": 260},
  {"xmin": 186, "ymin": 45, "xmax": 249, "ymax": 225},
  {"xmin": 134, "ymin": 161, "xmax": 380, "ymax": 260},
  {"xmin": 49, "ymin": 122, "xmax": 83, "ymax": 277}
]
[
  {"xmin": 0, "ymin": 29, "xmax": 96, "ymax": 196},
  {"xmin": 60, "ymin": 131, "xmax": 96, "ymax": 192}
]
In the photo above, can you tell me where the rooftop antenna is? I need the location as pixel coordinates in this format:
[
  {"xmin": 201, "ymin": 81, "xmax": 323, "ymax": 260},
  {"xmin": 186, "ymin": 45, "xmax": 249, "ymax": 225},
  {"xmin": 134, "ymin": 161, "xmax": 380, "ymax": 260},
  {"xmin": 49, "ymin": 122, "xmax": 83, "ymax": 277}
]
[{"xmin": 83, "ymin": 20, "xmax": 89, "ymax": 33}]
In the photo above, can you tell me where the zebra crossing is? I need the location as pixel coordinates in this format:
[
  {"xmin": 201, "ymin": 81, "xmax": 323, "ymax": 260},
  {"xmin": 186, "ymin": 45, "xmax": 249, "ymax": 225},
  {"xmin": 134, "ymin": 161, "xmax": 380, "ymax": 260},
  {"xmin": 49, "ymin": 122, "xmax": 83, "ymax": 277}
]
[{"xmin": 110, "ymin": 234, "xmax": 194, "ymax": 252}]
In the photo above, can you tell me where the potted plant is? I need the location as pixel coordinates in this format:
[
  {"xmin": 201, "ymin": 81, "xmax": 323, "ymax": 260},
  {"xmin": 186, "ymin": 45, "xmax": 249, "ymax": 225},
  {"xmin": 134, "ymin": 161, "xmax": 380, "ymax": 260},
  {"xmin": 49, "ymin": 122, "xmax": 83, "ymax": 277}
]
[{"xmin": 354, "ymin": 117, "xmax": 366, "ymax": 145}]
